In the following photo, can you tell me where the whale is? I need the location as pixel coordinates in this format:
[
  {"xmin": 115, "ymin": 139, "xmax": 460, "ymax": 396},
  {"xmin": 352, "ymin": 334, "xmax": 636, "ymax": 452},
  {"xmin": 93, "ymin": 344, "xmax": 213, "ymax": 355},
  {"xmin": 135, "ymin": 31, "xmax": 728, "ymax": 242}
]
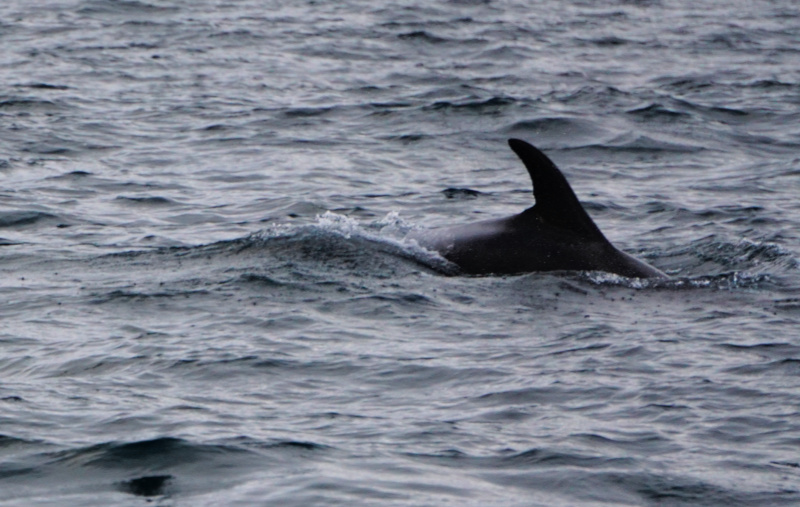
[{"xmin": 408, "ymin": 139, "xmax": 667, "ymax": 278}]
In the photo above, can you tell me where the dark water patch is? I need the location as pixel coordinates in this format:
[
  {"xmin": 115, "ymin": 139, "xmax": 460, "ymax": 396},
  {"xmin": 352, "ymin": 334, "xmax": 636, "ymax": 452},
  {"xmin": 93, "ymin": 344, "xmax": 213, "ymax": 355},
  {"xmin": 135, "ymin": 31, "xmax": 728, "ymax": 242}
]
[
  {"xmin": 281, "ymin": 106, "xmax": 336, "ymax": 118},
  {"xmin": 424, "ymin": 96, "xmax": 517, "ymax": 113},
  {"xmin": 118, "ymin": 474, "xmax": 172, "ymax": 497},
  {"xmin": 398, "ymin": 31, "xmax": 448, "ymax": 44},
  {"xmin": 657, "ymin": 75, "xmax": 718, "ymax": 94},
  {"xmin": 18, "ymin": 83, "xmax": 71, "ymax": 90},
  {"xmin": 89, "ymin": 288, "xmax": 211, "ymax": 304},
  {"xmin": 689, "ymin": 205, "xmax": 766, "ymax": 219},
  {"xmin": 441, "ymin": 187, "xmax": 482, "ymax": 199},
  {"xmin": 466, "ymin": 407, "xmax": 535, "ymax": 423},
  {"xmin": 746, "ymin": 79, "xmax": 798, "ymax": 90},
  {"xmin": 126, "ymin": 41, "xmax": 161, "ymax": 50},
  {"xmin": 236, "ymin": 437, "xmax": 331, "ymax": 453},
  {"xmin": 208, "ymin": 29, "xmax": 267, "ymax": 44},
  {"xmin": 77, "ymin": 0, "xmax": 180, "ymax": 16},
  {"xmin": 236, "ymin": 273, "xmax": 288, "ymax": 288},
  {"xmin": 774, "ymin": 298, "xmax": 800, "ymax": 312},
  {"xmin": 114, "ymin": 195, "xmax": 177, "ymax": 206},
  {"xmin": 0, "ymin": 98, "xmax": 60, "ymax": 111},
  {"xmin": 475, "ymin": 44, "xmax": 533, "ymax": 61},
  {"xmin": 719, "ymin": 342, "xmax": 800, "ymax": 358},
  {"xmin": 631, "ymin": 473, "xmax": 766, "ymax": 506},
  {"xmin": 699, "ymin": 31, "xmax": 760, "ymax": 50},
  {"xmin": 771, "ymin": 461, "xmax": 800, "ymax": 469},
  {"xmin": 20, "ymin": 145, "xmax": 72, "ymax": 156},
  {"xmin": 541, "ymin": 342, "xmax": 611, "ymax": 357},
  {"xmin": 723, "ymin": 358, "xmax": 800, "ymax": 376},
  {"xmin": 580, "ymin": 36, "xmax": 631, "ymax": 47},
  {"xmin": 51, "ymin": 437, "xmax": 250, "ymax": 469},
  {"xmin": 381, "ymin": 133, "xmax": 431, "ymax": 144},
  {"xmin": 0, "ymin": 211, "xmax": 58, "ymax": 228},
  {"xmin": 0, "ymin": 435, "xmax": 38, "ymax": 450},
  {"xmin": 201, "ymin": 123, "xmax": 230, "ymax": 132},
  {"xmin": 46, "ymin": 170, "xmax": 94, "ymax": 180},
  {"xmin": 369, "ymin": 100, "xmax": 414, "ymax": 110},
  {"xmin": 627, "ymin": 103, "xmax": 692, "ymax": 121},
  {"xmin": 263, "ymin": 441, "xmax": 327, "ymax": 451}
]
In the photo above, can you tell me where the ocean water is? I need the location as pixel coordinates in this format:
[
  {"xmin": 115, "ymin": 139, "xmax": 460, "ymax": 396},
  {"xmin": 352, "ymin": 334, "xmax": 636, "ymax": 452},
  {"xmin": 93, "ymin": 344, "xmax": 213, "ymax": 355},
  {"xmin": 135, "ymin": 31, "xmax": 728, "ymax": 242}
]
[{"xmin": 1, "ymin": 0, "xmax": 800, "ymax": 505}]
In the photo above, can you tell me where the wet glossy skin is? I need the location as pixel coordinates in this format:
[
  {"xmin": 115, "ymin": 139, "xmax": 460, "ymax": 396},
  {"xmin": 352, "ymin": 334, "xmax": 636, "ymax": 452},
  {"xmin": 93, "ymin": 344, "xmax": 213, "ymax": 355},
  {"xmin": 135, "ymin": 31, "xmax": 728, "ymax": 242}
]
[{"xmin": 409, "ymin": 140, "xmax": 668, "ymax": 279}]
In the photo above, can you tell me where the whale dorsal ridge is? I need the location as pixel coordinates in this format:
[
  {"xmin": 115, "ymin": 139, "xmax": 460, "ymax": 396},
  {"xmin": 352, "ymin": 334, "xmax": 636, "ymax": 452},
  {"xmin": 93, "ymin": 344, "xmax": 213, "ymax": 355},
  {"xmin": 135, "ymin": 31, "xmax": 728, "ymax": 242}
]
[{"xmin": 508, "ymin": 138, "xmax": 605, "ymax": 240}]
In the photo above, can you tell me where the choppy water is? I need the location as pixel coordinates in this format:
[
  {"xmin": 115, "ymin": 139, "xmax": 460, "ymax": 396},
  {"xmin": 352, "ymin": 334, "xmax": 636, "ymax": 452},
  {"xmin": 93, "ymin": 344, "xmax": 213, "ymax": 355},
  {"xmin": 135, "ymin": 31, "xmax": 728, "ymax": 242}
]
[{"xmin": 2, "ymin": 0, "xmax": 800, "ymax": 505}]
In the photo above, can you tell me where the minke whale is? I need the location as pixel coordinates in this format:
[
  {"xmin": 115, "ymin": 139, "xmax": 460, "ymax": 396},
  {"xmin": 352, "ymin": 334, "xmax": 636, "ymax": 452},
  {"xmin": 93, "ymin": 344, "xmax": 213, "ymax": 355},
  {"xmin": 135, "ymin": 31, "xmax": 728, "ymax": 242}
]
[{"xmin": 408, "ymin": 139, "xmax": 667, "ymax": 279}]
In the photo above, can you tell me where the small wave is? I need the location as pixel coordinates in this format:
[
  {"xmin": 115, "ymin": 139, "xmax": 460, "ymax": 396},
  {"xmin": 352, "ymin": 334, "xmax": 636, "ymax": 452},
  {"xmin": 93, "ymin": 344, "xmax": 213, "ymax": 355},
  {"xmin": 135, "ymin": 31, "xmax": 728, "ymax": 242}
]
[
  {"xmin": 720, "ymin": 342, "xmax": 800, "ymax": 356},
  {"xmin": 677, "ymin": 236, "xmax": 798, "ymax": 276},
  {"xmin": 46, "ymin": 170, "xmax": 94, "ymax": 180},
  {"xmin": 398, "ymin": 30, "xmax": 449, "ymax": 44},
  {"xmin": 504, "ymin": 116, "xmax": 610, "ymax": 147},
  {"xmin": 723, "ymin": 358, "xmax": 800, "ymax": 376},
  {"xmin": 745, "ymin": 79, "xmax": 798, "ymax": 90},
  {"xmin": 50, "ymin": 437, "xmax": 250, "ymax": 469},
  {"xmin": 545, "ymin": 85, "xmax": 632, "ymax": 108},
  {"xmin": 584, "ymin": 269, "xmax": 777, "ymax": 291},
  {"xmin": 77, "ymin": 0, "xmax": 179, "ymax": 15},
  {"xmin": 0, "ymin": 98, "xmax": 60, "ymax": 111},
  {"xmin": 380, "ymin": 133, "xmax": 431, "ymax": 144},
  {"xmin": 406, "ymin": 447, "xmax": 628, "ymax": 469},
  {"xmin": 627, "ymin": 103, "xmax": 691, "ymax": 121},
  {"xmin": 280, "ymin": 105, "xmax": 338, "ymax": 118},
  {"xmin": 0, "ymin": 434, "xmax": 39, "ymax": 448},
  {"xmin": 99, "ymin": 211, "xmax": 457, "ymax": 288},
  {"xmin": 576, "ymin": 135, "xmax": 704, "ymax": 154},
  {"xmin": 578, "ymin": 36, "xmax": 631, "ymax": 47},
  {"xmin": 0, "ymin": 211, "xmax": 58, "ymax": 228},
  {"xmin": 207, "ymin": 29, "xmax": 266, "ymax": 42},
  {"xmin": 19, "ymin": 83, "xmax": 71, "ymax": 90},
  {"xmin": 699, "ymin": 31, "xmax": 758, "ymax": 50},
  {"xmin": 88, "ymin": 288, "xmax": 211, "ymax": 304},
  {"xmin": 114, "ymin": 195, "xmax": 177, "ymax": 206},
  {"xmin": 506, "ymin": 116, "xmax": 603, "ymax": 134},
  {"xmin": 441, "ymin": 187, "xmax": 483, "ymax": 199},
  {"xmin": 424, "ymin": 95, "xmax": 517, "ymax": 112}
]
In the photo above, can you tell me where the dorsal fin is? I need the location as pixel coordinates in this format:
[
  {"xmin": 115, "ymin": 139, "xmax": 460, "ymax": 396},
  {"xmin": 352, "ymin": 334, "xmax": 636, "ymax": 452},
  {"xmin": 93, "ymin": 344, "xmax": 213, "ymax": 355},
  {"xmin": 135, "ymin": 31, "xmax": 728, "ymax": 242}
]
[{"xmin": 508, "ymin": 138, "xmax": 605, "ymax": 240}]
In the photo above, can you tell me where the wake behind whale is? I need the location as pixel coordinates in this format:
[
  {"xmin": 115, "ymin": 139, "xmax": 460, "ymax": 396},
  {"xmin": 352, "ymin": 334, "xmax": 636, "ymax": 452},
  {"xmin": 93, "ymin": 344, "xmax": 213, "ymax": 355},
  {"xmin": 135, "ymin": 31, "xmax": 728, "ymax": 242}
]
[{"xmin": 409, "ymin": 139, "xmax": 667, "ymax": 279}]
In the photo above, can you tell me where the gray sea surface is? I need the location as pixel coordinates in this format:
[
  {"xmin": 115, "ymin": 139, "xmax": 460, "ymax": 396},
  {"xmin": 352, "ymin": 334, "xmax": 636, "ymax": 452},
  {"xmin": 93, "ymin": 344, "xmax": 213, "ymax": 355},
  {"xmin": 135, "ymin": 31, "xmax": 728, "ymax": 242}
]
[{"xmin": 1, "ymin": 0, "xmax": 800, "ymax": 505}]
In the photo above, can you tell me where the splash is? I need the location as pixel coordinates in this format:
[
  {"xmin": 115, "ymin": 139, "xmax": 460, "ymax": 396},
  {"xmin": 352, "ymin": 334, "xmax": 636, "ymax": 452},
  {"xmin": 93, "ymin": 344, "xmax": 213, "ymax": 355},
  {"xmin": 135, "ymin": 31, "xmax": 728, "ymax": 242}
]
[{"xmin": 315, "ymin": 211, "xmax": 363, "ymax": 239}]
